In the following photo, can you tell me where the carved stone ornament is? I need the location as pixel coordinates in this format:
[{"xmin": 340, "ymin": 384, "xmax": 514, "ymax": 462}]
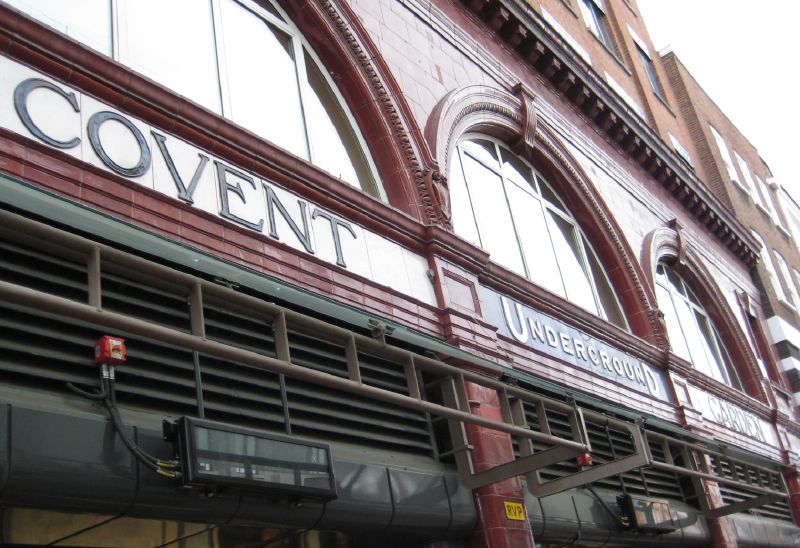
[{"xmin": 298, "ymin": 0, "xmax": 452, "ymax": 229}]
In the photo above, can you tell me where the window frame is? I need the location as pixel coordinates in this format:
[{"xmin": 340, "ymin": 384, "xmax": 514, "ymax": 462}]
[
  {"xmin": 752, "ymin": 231, "xmax": 790, "ymax": 305},
  {"xmin": 578, "ymin": 0, "xmax": 619, "ymax": 56},
  {"xmin": 450, "ymin": 134, "xmax": 629, "ymax": 330},
  {"xmin": 733, "ymin": 151, "xmax": 762, "ymax": 207},
  {"xmin": 668, "ymin": 132, "xmax": 693, "ymax": 169},
  {"xmin": 8, "ymin": 0, "xmax": 386, "ymax": 200},
  {"xmin": 655, "ymin": 263, "xmax": 744, "ymax": 390},
  {"xmin": 708, "ymin": 124, "xmax": 741, "ymax": 188},
  {"xmin": 773, "ymin": 250, "xmax": 800, "ymax": 310},
  {"xmin": 635, "ymin": 43, "xmax": 666, "ymax": 100}
]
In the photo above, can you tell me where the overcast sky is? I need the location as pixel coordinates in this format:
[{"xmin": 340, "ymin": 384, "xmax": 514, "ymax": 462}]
[{"xmin": 636, "ymin": 0, "xmax": 799, "ymax": 196}]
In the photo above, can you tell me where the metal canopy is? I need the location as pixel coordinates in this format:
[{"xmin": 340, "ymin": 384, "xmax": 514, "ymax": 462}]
[{"xmin": 0, "ymin": 207, "xmax": 788, "ymax": 518}]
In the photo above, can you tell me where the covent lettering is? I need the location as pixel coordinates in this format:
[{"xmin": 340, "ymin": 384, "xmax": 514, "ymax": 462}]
[{"xmin": 13, "ymin": 77, "xmax": 356, "ymax": 269}]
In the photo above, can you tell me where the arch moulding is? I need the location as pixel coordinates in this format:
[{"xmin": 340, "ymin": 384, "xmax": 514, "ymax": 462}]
[
  {"xmin": 280, "ymin": 0, "xmax": 450, "ymax": 229},
  {"xmin": 426, "ymin": 84, "xmax": 663, "ymax": 345},
  {"xmin": 643, "ymin": 224, "xmax": 767, "ymax": 401}
]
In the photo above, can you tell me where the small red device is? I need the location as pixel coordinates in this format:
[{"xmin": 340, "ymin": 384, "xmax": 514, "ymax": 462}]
[
  {"xmin": 94, "ymin": 336, "xmax": 126, "ymax": 365},
  {"xmin": 577, "ymin": 452, "xmax": 593, "ymax": 467}
]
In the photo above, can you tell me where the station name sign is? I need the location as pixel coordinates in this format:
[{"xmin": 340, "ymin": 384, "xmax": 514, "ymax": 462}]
[
  {"xmin": 0, "ymin": 54, "xmax": 435, "ymax": 305},
  {"xmin": 482, "ymin": 287, "xmax": 671, "ymax": 402},
  {"xmin": 687, "ymin": 385, "xmax": 774, "ymax": 445}
]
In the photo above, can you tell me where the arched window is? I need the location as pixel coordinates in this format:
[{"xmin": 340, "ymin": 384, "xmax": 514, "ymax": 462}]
[
  {"xmin": 7, "ymin": 0, "xmax": 384, "ymax": 198},
  {"xmin": 654, "ymin": 262, "xmax": 744, "ymax": 390},
  {"xmin": 449, "ymin": 136, "xmax": 628, "ymax": 329}
]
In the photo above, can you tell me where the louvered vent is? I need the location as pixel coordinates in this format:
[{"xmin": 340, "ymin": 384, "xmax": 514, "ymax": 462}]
[
  {"xmin": 713, "ymin": 457, "xmax": 794, "ymax": 522},
  {"xmin": 522, "ymin": 404, "xmax": 688, "ymax": 502},
  {"xmin": 285, "ymin": 331, "xmax": 435, "ymax": 454},
  {"xmin": 0, "ymin": 234, "xmax": 435, "ymax": 458}
]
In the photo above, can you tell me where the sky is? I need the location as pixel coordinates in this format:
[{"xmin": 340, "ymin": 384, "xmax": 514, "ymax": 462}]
[{"xmin": 636, "ymin": 0, "xmax": 800, "ymax": 195}]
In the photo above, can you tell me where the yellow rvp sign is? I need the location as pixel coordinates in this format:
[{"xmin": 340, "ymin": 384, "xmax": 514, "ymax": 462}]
[{"xmin": 503, "ymin": 501, "xmax": 526, "ymax": 521}]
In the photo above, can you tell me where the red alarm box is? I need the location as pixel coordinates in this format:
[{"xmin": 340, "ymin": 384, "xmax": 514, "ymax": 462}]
[
  {"xmin": 576, "ymin": 452, "xmax": 593, "ymax": 467},
  {"xmin": 94, "ymin": 336, "xmax": 126, "ymax": 365}
]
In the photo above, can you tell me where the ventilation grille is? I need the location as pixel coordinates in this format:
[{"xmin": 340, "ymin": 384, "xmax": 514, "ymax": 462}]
[
  {"xmin": 0, "ymin": 235, "xmax": 435, "ymax": 458},
  {"xmin": 522, "ymin": 404, "xmax": 688, "ymax": 502},
  {"xmin": 713, "ymin": 457, "xmax": 794, "ymax": 523}
]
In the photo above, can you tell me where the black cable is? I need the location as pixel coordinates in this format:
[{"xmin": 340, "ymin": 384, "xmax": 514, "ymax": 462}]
[
  {"xmin": 66, "ymin": 363, "xmax": 180, "ymax": 478},
  {"xmin": 47, "ymin": 419, "xmax": 143, "ymax": 545},
  {"xmin": 103, "ymin": 392, "xmax": 179, "ymax": 477},
  {"xmin": 65, "ymin": 381, "xmax": 107, "ymax": 401}
]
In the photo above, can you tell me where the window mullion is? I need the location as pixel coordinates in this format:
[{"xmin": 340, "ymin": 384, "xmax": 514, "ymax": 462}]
[
  {"xmin": 110, "ymin": 0, "xmax": 119, "ymax": 59},
  {"xmin": 500, "ymin": 174, "xmax": 531, "ymax": 280},
  {"xmin": 492, "ymin": 140, "xmax": 530, "ymax": 278},
  {"xmin": 210, "ymin": 0, "xmax": 229, "ymax": 119},
  {"xmin": 291, "ymin": 33, "xmax": 313, "ymax": 162},
  {"xmin": 574, "ymin": 229, "xmax": 606, "ymax": 319},
  {"xmin": 240, "ymin": 0, "xmax": 294, "ymax": 34},
  {"xmin": 462, "ymin": 150, "xmax": 503, "ymax": 177},
  {"xmin": 542, "ymin": 207, "xmax": 570, "ymax": 300},
  {"xmin": 456, "ymin": 146, "xmax": 485, "ymax": 250}
]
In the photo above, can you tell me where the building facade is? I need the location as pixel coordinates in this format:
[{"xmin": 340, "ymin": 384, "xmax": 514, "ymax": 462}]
[
  {"xmin": 0, "ymin": 0, "xmax": 797, "ymax": 547},
  {"xmin": 661, "ymin": 51, "xmax": 800, "ymax": 417}
]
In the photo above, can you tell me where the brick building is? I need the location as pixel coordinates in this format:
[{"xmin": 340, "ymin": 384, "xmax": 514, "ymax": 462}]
[
  {"xmin": 661, "ymin": 47, "xmax": 800, "ymax": 449},
  {"xmin": 0, "ymin": 0, "xmax": 797, "ymax": 547}
]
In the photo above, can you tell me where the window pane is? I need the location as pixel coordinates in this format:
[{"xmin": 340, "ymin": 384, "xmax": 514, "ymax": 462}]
[
  {"xmin": 586, "ymin": 241, "xmax": 627, "ymax": 329},
  {"xmin": 117, "ymin": 0, "xmax": 220, "ymax": 113},
  {"xmin": 774, "ymin": 251, "xmax": 799, "ymax": 306},
  {"xmin": 538, "ymin": 177, "xmax": 568, "ymax": 213},
  {"xmin": 303, "ymin": 50, "xmax": 379, "ymax": 196},
  {"xmin": 461, "ymin": 154, "xmax": 525, "ymax": 275},
  {"xmin": 219, "ymin": 0, "xmax": 307, "ymax": 158},
  {"xmin": 6, "ymin": 0, "xmax": 112, "ymax": 55},
  {"xmin": 461, "ymin": 139, "xmax": 498, "ymax": 168},
  {"xmin": 501, "ymin": 149, "xmax": 535, "ymax": 194},
  {"xmin": 695, "ymin": 311, "xmax": 728, "ymax": 384},
  {"xmin": 715, "ymin": 331, "xmax": 743, "ymax": 391},
  {"xmin": 505, "ymin": 183, "xmax": 565, "ymax": 298},
  {"xmin": 547, "ymin": 212, "xmax": 597, "ymax": 314},
  {"xmin": 449, "ymin": 151, "xmax": 481, "ymax": 247},
  {"xmin": 656, "ymin": 264, "xmax": 744, "ymax": 391},
  {"xmin": 638, "ymin": 46, "xmax": 665, "ymax": 99},
  {"xmin": 674, "ymin": 297, "xmax": 713, "ymax": 377},
  {"xmin": 655, "ymin": 283, "xmax": 691, "ymax": 361},
  {"xmin": 709, "ymin": 125, "xmax": 739, "ymax": 183}
]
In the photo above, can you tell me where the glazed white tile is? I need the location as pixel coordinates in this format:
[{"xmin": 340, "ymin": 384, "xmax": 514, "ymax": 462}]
[{"xmin": 0, "ymin": 55, "xmax": 82, "ymax": 160}]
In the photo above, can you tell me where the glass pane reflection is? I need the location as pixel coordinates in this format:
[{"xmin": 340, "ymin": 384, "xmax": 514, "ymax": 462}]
[
  {"xmin": 506, "ymin": 183, "xmax": 564, "ymax": 297},
  {"xmin": 220, "ymin": 0, "xmax": 308, "ymax": 158},
  {"xmin": 655, "ymin": 263, "xmax": 742, "ymax": 390},
  {"xmin": 6, "ymin": 0, "xmax": 112, "ymax": 55},
  {"xmin": 194, "ymin": 426, "xmax": 331, "ymax": 490},
  {"xmin": 450, "ymin": 137, "xmax": 628, "ymax": 330},
  {"xmin": 449, "ymin": 152, "xmax": 481, "ymax": 246},
  {"xmin": 461, "ymin": 153, "xmax": 526, "ymax": 276},
  {"xmin": 118, "ymin": 0, "xmax": 221, "ymax": 113},
  {"xmin": 304, "ymin": 51, "xmax": 378, "ymax": 195},
  {"xmin": 547, "ymin": 212, "xmax": 598, "ymax": 314}
]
